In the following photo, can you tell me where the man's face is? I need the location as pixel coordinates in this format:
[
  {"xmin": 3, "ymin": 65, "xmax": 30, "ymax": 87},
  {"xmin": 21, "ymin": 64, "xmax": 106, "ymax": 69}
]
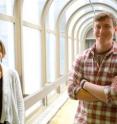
[{"xmin": 93, "ymin": 18, "xmax": 115, "ymax": 43}]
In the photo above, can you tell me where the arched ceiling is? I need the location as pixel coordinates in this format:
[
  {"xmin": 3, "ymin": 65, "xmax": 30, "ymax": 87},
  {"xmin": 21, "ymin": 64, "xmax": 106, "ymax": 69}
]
[
  {"xmin": 43, "ymin": 0, "xmax": 117, "ymax": 42},
  {"xmin": 67, "ymin": 3, "xmax": 117, "ymax": 36}
]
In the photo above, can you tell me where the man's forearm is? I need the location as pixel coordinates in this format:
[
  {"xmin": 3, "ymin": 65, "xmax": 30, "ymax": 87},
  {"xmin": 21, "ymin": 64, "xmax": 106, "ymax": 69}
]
[
  {"xmin": 83, "ymin": 81, "xmax": 107, "ymax": 102},
  {"xmin": 75, "ymin": 88, "xmax": 99, "ymax": 102}
]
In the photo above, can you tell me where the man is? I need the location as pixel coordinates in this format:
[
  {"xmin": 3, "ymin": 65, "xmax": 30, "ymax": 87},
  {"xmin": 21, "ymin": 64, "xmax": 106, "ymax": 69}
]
[{"xmin": 68, "ymin": 11, "xmax": 117, "ymax": 124}]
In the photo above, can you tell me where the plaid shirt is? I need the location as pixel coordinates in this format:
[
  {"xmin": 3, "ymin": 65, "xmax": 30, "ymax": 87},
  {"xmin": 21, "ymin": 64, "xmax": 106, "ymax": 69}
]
[{"xmin": 68, "ymin": 42, "xmax": 117, "ymax": 124}]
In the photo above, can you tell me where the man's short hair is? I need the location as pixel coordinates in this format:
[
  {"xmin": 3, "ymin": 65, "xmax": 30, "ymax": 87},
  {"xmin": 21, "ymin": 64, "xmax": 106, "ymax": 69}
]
[{"xmin": 94, "ymin": 11, "xmax": 116, "ymax": 26}]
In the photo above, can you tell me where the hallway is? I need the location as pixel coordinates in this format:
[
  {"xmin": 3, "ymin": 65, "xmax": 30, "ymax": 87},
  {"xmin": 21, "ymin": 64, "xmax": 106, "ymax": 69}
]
[{"xmin": 0, "ymin": 0, "xmax": 117, "ymax": 124}]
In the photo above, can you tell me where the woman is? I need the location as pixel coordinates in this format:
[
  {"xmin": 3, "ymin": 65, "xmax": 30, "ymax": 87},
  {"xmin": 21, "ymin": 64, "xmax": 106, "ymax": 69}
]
[{"xmin": 0, "ymin": 40, "xmax": 24, "ymax": 124}]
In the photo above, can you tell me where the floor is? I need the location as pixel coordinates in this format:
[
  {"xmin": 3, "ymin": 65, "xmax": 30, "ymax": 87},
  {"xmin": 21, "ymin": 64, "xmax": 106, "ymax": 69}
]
[{"xmin": 48, "ymin": 99, "xmax": 78, "ymax": 124}]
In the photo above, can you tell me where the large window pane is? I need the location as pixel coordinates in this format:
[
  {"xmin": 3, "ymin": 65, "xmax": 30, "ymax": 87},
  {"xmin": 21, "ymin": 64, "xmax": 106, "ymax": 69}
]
[
  {"xmin": 68, "ymin": 38, "xmax": 72, "ymax": 70},
  {"xmin": 23, "ymin": 26, "xmax": 41, "ymax": 95},
  {"xmin": 0, "ymin": 20, "xmax": 15, "ymax": 68},
  {"xmin": 48, "ymin": 0, "xmax": 69, "ymax": 30},
  {"xmin": 74, "ymin": 39, "xmax": 77, "ymax": 57},
  {"xmin": 60, "ymin": 36, "xmax": 65, "ymax": 75},
  {"xmin": 48, "ymin": 3, "xmax": 55, "ymax": 30},
  {"xmin": 0, "ymin": 0, "xmax": 14, "ymax": 16},
  {"xmin": 66, "ymin": 0, "xmax": 89, "ymax": 20},
  {"xmin": 23, "ymin": 0, "xmax": 46, "ymax": 25},
  {"xmin": 46, "ymin": 33, "xmax": 56, "ymax": 82}
]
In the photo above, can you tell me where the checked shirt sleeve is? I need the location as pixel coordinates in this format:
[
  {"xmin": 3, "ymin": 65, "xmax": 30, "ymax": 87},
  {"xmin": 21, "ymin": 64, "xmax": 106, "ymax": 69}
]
[
  {"xmin": 68, "ymin": 55, "xmax": 83, "ymax": 100},
  {"xmin": 104, "ymin": 85, "xmax": 117, "ymax": 104}
]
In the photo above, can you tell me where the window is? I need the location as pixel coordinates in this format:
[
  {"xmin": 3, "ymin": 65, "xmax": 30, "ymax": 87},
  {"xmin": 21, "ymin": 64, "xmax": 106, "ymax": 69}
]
[
  {"xmin": 60, "ymin": 36, "xmax": 65, "ymax": 75},
  {"xmin": 0, "ymin": 0, "xmax": 14, "ymax": 16},
  {"xmin": 0, "ymin": 20, "xmax": 15, "ymax": 68},
  {"xmin": 68, "ymin": 38, "xmax": 72, "ymax": 70},
  {"xmin": 46, "ymin": 33, "xmax": 56, "ymax": 82},
  {"xmin": 23, "ymin": 0, "xmax": 46, "ymax": 25},
  {"xmin": 22, "ymin": 26, "xmax": 41, "ymax": 95}
]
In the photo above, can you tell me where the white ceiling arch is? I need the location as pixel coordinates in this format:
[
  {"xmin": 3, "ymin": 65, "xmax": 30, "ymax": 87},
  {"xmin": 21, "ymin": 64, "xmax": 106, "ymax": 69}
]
[
  {"xmin": 67, "ymin": 2, "xmax": 117, "ymax": 37},
  {"xmin": 75, "ymin": 11, "xmax": 116, "ymax": 52},
  {"xmin": 77, "ymin": 20, "xmax": 93, "ymax": 52},
  {"xmin": 55, "ymin": 0, "xmax": 77, "ymax": 26},
  {"xmin": 76, "ymin": 8, "xmax": 117, "ymax": 42},
  {"xmin": 40, "ymin": 0, "xmax": 117, "ymax": 33},
  {"xmin": 72, "ymin": 10, "xmax": 101, "ymax": 38},
  {"xmin": 62, "ymin": 1, "xmax": 117, "ymax": 56},
  {"xmin": 55, "ymin": 0, "xmax": 117, "ymax": 32}
]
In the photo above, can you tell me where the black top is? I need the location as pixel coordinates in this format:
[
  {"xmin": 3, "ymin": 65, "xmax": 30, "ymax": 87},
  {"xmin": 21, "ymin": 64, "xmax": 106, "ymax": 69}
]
[{"xmin": 0, "ymin": 77, "xmax": 2, "ymax": 119}]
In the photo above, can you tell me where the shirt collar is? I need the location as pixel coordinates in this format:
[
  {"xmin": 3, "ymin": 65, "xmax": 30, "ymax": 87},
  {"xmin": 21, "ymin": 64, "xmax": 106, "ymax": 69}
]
[
  {"xmin": 113, "ymin": 42, "xmax": 117, "ymax": 54},
  {"xmin": 89, "ymin": 42, "xmax": 117, "ymax": 57}
]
